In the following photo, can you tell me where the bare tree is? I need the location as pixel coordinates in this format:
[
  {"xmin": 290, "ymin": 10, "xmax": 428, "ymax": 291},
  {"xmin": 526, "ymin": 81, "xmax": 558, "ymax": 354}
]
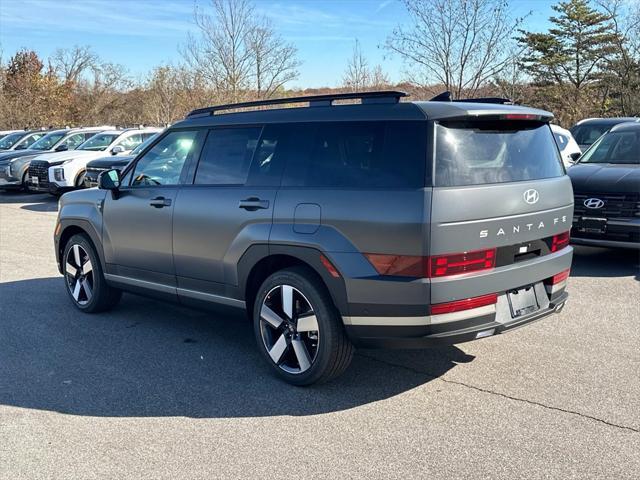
[
  {"xmin": 246, "ymin": 17, "xmax": 301, "ymax": 98},
  {"xmin": 386, "ymin": 0, "xmax": 524, "ymax": 98},
  {"xmin": 596, "ymin": 0, "xmax": 640, "ymax": 115},
  {"xmin": 370, "ymin": 65, "xmax": 390, "ymax": 89},
  {"xmin": 343, "ymin": 40, "xmax": 390, "ymax": 91},
  {"xmin": 182, "ymin": 0, "xmax": 300, "ymax": 102},
  {"xmin": 51, "ymin": 45, "xmax": 97, "ymax": 84},
  {"xmin": 343, "ymin": 39, "xmax": 370, "ymax": 91}
]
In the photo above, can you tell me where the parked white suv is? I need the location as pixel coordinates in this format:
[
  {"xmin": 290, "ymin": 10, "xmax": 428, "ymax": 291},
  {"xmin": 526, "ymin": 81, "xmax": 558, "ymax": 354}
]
[
  {"xmin": 28, "ymin": 128, "xmax": 161, "ymax": 194},
  {"xmin": 551, "ymin": 124, "xmax": 581, "ymax": 167}
]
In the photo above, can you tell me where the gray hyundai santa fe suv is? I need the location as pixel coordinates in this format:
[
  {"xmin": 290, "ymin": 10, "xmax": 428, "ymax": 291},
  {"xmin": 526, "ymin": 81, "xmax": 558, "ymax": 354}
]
[{"xmin": 54, "ymin": 91, "xmax": 574, "ymax": 385}]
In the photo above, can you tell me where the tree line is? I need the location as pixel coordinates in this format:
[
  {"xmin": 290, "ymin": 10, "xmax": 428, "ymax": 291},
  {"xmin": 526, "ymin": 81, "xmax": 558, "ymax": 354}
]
[{"xmin": 0, "ymin": 0, "xmax": 638, "ymax": 130}]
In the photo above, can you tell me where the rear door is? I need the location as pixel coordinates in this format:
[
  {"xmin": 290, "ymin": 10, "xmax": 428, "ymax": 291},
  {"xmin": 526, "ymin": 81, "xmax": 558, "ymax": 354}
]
[
  {"xmin": 172, "ymin": 125, "xmax": 285, "ymax": 301},
  {"xmin": 429, "ymin": 118, "xmax": 573, "ymax": 303}
]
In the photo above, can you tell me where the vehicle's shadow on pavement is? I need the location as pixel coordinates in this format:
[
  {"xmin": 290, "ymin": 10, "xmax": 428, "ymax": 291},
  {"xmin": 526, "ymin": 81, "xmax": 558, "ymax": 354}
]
[
  {"xmin": 571, "ymin": 245, "xmax": 640, "ymax": 280},
  {"xmin": 0, "ymin": 190, "xmax": 58, "ymax": 212},
  {"xmin": 0, "ymin": 277, "xmax": 471, "ymax": 418}
]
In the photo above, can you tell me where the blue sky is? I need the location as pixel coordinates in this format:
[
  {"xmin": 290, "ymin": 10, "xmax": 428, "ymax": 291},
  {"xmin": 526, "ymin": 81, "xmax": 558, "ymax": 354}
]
[{"xmin": 0, "ymin": 0, "xmax": 558, "ymax": 88}]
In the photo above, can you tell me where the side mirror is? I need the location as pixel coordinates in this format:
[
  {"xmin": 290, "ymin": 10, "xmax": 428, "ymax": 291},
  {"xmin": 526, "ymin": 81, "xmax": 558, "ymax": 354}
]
[
  {"xmin": 111, "ymin": 145, "xmax": 125, "ymax": 155},
  {"xmin": 98, "ymin": 169, "xmax": 121, "ymax": 191},
  {"xmin": 569, "ymin": 152, "xmax": 581, "ymax": 163},
  {"xmin": 55, "ymin": 144, "xmax": 69, "ymax": 152}
]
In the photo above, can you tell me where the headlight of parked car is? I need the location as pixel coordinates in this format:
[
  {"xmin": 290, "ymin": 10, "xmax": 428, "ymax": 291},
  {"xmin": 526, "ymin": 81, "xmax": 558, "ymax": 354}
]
[{"xmin": 54, "ymin": 168, "xmax": 65, "ymax": 181}]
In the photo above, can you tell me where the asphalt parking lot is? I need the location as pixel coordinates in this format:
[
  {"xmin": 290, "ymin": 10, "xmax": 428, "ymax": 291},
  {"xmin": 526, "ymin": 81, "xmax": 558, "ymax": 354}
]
[{"xmin": 0, "ymin": 191, "xmax": 639, "ymax": 479}]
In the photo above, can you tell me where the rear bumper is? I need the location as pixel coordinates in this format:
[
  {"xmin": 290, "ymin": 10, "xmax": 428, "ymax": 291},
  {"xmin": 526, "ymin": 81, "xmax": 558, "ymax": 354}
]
[{"xmin": 345, "ymin": 291, "xmax": 568, "ymax": 348}]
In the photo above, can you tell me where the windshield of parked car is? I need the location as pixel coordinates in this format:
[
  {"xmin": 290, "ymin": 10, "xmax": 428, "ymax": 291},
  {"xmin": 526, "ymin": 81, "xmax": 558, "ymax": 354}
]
[
  {"xmin": 571, "ymin": 124, "xmax": 611, "ymax": 146},
  {"xmin": 77, "ymin": 133, "xmax": 119, "ymax": 151},
  {"xmin": 578, "ymin": 130, "xmax": 639, "ymax": 165},
  {"xmin": 14, "ymin": 133, "xmax": 45, "ymax": 150},
  {"xmin": 0, "ymin": 132, "xmax": 25, "ymax": 149},
  {"xmin": 29, "ymin": 132, "xmax": 67, "ymax": 150}
]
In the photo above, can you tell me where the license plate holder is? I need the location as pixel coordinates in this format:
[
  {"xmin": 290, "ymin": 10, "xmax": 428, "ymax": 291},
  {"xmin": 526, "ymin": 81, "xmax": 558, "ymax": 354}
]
[
  {"xmin": 507, "ymin": 285, "xmax": 539, "ymax": 318},
  {"xmin": 578, "ymin": 216, "xmax": 607, "ymax": 234},
  {"xmin": 30, "ymin": 176, "xmax": 39, "ymax": 185}
]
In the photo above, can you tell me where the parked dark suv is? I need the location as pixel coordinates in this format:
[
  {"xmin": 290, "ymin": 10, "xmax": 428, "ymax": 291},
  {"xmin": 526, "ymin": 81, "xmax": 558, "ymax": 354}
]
[
  {"xmin": 568, "ymin": 122, "xmax": 639, "ymax": 248},
  {"xmin": 54, "ymin": 91, "xmax": 574, "ymax": 385}
]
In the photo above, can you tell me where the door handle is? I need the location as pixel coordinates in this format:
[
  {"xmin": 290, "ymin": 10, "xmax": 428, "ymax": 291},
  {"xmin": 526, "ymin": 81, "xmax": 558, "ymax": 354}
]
[
  {"xmin": 239, "ymin": 197, "xmax": 269, "ymax": 211},
  {"xmin": 149, "ymin": 196, "xmax": 172, "ymax": 208}
]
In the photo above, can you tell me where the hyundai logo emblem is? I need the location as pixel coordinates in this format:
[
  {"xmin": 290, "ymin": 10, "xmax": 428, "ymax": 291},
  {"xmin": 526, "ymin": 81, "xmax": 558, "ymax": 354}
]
[
  {"xmin": 584, "ymin": 198, "xmax": 605, "ymax": 209},
  {"xmin": 523, "ymin": 189, "xmax": 539, "ymax": 205}
]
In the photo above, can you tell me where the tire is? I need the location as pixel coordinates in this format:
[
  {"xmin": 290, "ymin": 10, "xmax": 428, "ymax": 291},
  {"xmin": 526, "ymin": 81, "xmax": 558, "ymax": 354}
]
[
  {"xmin": 253, "ymin": 266, "xmax": 354, "ymax": 386},
  {"xmin": 75, "ymin": 171, "xmax": 86, "ymax": 189},
  {"xmin": 62, "ymin": 233, "xmax": 121, "ymax": 313},
  {"xmin": 21, "ymin": 171, "xmax": 31, "ymax": 193}
]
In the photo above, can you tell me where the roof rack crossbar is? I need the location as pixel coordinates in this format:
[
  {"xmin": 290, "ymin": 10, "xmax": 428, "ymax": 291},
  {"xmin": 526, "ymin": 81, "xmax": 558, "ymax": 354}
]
[
  {"xmin": 429, "ymin": 91, "xmax": 512, "ymax": 105},
  {"xmin": 186, "ymin": 90, "xmax": 408, "ymax": 118}
]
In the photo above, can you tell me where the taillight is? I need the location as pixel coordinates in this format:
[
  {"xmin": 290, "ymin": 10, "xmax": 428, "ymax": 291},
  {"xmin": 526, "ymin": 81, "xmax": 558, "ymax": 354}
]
[
  {"xmin": 363, "ymin": 254, "xmax": 424, "ymax": 277},
  {"xmin": 428, "ymin": 248, "xmax": 496, "ymax": 278},
  {"xmin": 365, "ymin": 248, "xmax": 496, "ymax": 278},
  {"xmin": 431, "ymin": 293, "xmax": 498, "ymax": 315},
  {"xmin": 549, "ymin": 269, "xmax": 570, "ymax": 285},
  {"xmin": 551, "ymin": 231, "xmax": 570, "ymax": 252}
]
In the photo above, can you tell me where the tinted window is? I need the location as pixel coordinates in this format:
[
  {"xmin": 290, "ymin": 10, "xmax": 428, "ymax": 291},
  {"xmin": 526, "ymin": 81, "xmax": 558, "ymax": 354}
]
[
  {"xmin": 435, "ymin": 121, "xmax": 564, "ymax": 187},
  {"xmin": 79, "ymin": 134, "xmax": 119, "ymax": 151},
  {"xmin": 245, "ymin": 124, "xmax": 295, "ymax": 187},
  {"xmin": 283, "ymin": 122, "xmax": 426, "ymax": 188},
  {"xmin": 131, "ymin": 130, "xmax": 197, "ymax": 186},
  {"xmin": 195, "ymin": 128, "xmax": 261, "ymax": 185},
  {"xmin": 553, "ymin": 132, "xmax": 568, "ymax": 149},
  {"xmin": 579, "ymin": 130, "xmax": 639, "ymax": 165},
  {"xmin": 14, "ymin": 133, "xmax": 44, "ymax": 150},
  {"xmin": 0, "ymin": 132, "xmax": 24, "ymax": 149},
  {"xmin": 117, "ymin": 133, "xmax": 143, "ymax": 150},
  {"xmin": 571, "ymin": 124, "xmax": 610, "ymax": 146},
  {"xmin": 62, "ymin": 132, "xmax": 92, "ymax": 150},
  {"xmin": 29, "ymin": 132, "xmax": 67, "ymax": 150}
]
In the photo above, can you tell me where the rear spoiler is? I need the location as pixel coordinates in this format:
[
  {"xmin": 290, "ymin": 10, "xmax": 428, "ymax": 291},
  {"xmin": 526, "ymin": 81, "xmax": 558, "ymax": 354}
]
[
  {"xmin": 428, "ymin": 91, "xmax": 553, "ymax": 122},
  {"xmin": 430, "ymin": 91, "xmax": 512, "ymax": 105}
]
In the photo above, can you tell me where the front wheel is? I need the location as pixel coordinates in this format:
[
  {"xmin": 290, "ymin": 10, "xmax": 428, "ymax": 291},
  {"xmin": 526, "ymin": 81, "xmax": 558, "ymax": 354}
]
[
  {"xmin": 253, "ymin": 267, "xmax": 354, "ymax": 386},
  {"xmin": 21, "ymin": 171, "xmax": 31, "ymax": 193},
  {"xmin": 63, "ymin": 234, "xmax": 121, "ymax": 313}
]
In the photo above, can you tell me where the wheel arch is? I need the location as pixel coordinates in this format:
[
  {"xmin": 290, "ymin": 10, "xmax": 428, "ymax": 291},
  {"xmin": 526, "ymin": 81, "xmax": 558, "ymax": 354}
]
[
  {"xmin": 56, "ymin": 220, "xmax": 104, "ymax": 275},
  {"xmin": 239, "ymin": 245, "xmax": 350, "ymax": 321}
]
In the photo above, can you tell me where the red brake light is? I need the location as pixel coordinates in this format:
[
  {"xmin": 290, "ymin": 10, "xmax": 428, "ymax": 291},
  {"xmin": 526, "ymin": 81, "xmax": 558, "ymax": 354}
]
[
  {"xmin": 550, "ymin": 269, "xmax": 570, "ymax": 285},
  {"xmin": 502, "ymin": 113, "xmax": 541, "ymax": 121},
  {"xmin": 365, "ymin": 248, "xmax": 497, "ymax": 278},
  {"xmin": 428, "ymin": 248, "xmax": 496, "ymax": 278},
  {"xmin": 551, "ymin": 231, "xmax": 570, "ymax": 252},
  {"xmin": 431, "ymin": 293, "xmax": 498, "ymax": 315}
]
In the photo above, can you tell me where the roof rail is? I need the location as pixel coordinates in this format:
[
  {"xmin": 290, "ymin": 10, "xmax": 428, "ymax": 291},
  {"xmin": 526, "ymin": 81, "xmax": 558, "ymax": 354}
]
[
  {"xmin": 186, "ymin": 90, "xmax": 408, "ymax": 118},
  {"xmin": 429, "ymin": 91, "xmax": 512, "ymax": 105}
]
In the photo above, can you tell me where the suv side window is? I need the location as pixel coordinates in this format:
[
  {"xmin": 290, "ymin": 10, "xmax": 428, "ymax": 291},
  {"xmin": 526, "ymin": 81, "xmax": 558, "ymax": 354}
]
[
  {"xmin": 118, "ymin": 133, "xmax": 143, "ymax": 150},
  {"xmin": 194, "ymin": 128, "xmax": 261, "ymax": 185},
  {"xmin": 283, "ymin": 121, "xmax": 426, "ymax": 188},
  {"xmin": 62, "ymin": 132, "xmax": 89, "ymax": 149},
  {"xmin": 130, "ymin": 130, "xmax": 198, "ymax": 187}
]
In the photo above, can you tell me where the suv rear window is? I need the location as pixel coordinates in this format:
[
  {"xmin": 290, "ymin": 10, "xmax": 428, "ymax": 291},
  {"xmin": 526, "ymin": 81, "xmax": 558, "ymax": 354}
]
[{"xmin": 435, "ymin": 121, "xmax": 563, "ymax": 187}]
